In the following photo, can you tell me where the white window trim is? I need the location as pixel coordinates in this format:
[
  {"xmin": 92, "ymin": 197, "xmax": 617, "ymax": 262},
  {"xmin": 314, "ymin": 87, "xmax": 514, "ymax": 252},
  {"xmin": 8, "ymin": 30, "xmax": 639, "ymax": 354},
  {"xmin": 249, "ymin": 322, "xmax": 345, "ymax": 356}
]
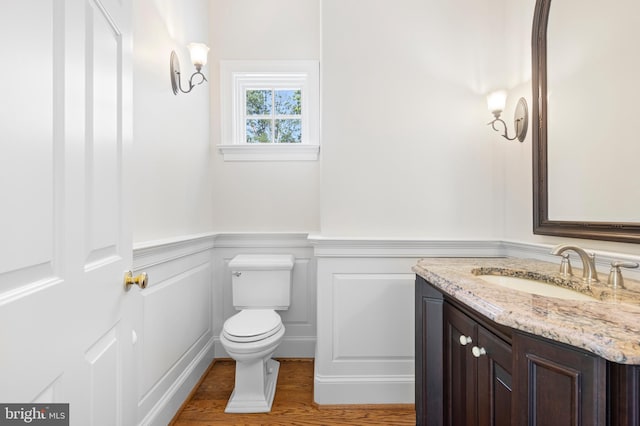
[{"xmin": 219, "ymin": 60, "xmax": 320, "ymax": 161}]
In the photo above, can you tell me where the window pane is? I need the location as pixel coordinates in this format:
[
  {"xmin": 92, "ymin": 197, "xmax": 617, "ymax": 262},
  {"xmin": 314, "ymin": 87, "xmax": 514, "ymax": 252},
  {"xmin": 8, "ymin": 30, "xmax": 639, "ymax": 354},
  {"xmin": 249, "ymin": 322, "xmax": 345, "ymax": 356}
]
[
  {"xmin": 275, "ymin": 119, "xmax": 302, "ymax": 143},
  {"xmin": 246, "ymin": 90, "xmax": 272, "ymax": 115},
  {"xmin": 246, "ymin": 119, "xmax": 272, "ymax": 143},
  {"xmin": 275, "ymin": 90, "xmax": 302, "ymax": 115}
]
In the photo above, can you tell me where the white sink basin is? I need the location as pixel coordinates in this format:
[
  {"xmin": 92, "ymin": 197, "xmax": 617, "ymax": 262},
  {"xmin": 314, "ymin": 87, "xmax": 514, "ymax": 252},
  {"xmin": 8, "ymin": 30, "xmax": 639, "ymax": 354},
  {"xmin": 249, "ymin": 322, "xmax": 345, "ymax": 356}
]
[{"xmin": 477, "ymin": 275, "xmax": 596, "ymax": 301}]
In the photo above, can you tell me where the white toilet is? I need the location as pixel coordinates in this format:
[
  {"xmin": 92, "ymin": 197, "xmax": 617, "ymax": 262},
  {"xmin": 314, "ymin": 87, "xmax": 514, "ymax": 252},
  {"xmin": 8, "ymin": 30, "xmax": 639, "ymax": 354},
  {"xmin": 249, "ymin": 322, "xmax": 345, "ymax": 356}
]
[{"xmin": 220, "ymin": 254, "xmax": 295, "ymax": 413}]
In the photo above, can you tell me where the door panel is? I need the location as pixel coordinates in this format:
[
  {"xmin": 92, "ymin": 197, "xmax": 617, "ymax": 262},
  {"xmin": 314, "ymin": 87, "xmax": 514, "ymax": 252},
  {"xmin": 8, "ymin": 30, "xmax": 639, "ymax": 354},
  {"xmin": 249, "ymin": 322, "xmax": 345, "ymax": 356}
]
[
  {"xmin": 74, "ymin": 0, "xmax": 135, "ymax": 424},
  {"xmin": 85, "ymin": 327, "xmax": 120, "ymax": 426},
  {"xmin": 86, "ymin": 0, "xmax": 121, "ymax": 266},
  {"xmin": 0, "ymin": 0, "xmax": 134, "ymax": 424},
  {"xmin": 0, "ymin": 0, "xmax": 68, "ymax": 403},
  {"xmin": 0, "ymin": 0, "xmax": 60, "ymax": 293}
]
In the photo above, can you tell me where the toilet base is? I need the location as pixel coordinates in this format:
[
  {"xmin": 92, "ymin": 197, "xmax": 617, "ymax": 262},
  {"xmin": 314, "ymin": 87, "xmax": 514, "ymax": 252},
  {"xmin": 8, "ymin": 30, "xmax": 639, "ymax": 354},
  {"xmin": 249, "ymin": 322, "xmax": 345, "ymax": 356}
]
[{"xmin": 224, "ymin": 358, "xmax": 280, "ymax": 413}]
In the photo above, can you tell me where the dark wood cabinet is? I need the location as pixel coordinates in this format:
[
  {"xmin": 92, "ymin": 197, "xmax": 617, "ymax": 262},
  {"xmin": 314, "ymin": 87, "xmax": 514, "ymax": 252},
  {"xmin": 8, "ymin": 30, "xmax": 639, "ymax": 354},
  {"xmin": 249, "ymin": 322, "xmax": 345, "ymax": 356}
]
[
  {"xmin": 415, "ymin": 275, "xmax": 444, "ymax": 426},
  {"xmin": 609, "ymin": 363, "xmax": 640, "ymax": 425},
  {"xmin": 513, "ymin": 331, "xmax": 607, "ymax": 425},
  {"xmin": 444, "ymin": 301, "xmax": 477, "ymax": 425},
  {"xmin": 416, "ymin": 275, "xmax": 640, "ymax": 426},
  {"xmin": 444, "ymin": 302, "xmax": 512, "ymax": 426},
  {"xmin": 477, "ymin": 322, "xmax": 513, "ymax": 425}
]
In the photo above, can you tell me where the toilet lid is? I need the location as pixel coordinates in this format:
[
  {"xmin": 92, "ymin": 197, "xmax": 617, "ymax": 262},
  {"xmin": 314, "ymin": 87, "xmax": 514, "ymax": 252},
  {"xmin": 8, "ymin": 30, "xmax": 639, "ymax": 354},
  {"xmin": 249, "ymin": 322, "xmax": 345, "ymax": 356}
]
[{"xmin": 223, "ymin": 310, "xmax": 282, "ymax": 342}]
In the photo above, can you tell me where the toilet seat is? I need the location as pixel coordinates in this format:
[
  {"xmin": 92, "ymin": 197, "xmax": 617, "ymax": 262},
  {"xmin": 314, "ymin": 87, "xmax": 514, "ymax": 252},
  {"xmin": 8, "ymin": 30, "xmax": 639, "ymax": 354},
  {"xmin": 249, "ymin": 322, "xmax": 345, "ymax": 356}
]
[{"xmin": 223, "ymin": 309, "xmax": 283, "ymax": 343}]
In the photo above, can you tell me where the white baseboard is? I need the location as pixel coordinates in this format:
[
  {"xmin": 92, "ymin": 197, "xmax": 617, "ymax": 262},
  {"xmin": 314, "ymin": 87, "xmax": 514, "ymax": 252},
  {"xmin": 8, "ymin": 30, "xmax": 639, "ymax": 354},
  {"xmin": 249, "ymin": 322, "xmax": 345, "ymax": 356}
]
[
  {"xmin": 140, "ymin": 337, "xmax": 215, "ymax": 426},
  {"xmin": 275, "ymin": 337, "xmax": 317, "ymax": 358},
  {"xmin": 314, "ymin": 371, "xmax": 414, "ymax": 405}
]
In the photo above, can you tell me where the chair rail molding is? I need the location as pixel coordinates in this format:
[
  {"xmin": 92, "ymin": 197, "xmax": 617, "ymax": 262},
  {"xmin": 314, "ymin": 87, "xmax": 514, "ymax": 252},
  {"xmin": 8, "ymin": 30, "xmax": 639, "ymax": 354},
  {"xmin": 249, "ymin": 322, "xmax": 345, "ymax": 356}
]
[{"xmin": 308, "ymin": 236, "xmax": 504, "ymax": 258}]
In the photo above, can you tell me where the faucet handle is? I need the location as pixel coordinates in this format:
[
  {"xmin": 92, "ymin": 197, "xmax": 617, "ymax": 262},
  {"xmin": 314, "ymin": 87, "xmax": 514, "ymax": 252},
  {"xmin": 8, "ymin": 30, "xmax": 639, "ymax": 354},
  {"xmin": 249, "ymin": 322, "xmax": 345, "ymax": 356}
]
[
  {"xmin": 559, "ymin": 253, "xmax": 573, "ymax": 277},
  {"xmin": 608, "ymin": 261, "xmax": 639, "ymax": 289}
]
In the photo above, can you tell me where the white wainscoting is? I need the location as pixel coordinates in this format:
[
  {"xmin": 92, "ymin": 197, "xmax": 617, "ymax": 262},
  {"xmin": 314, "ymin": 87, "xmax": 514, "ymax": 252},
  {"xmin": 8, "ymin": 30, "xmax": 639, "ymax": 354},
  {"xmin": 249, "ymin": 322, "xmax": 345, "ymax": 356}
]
[
  {"xmin": 125, "ymin": 233, "xmax": 640, "ymax": 416},
  {"xmin": 311, "ymin": 238, "xmax": 503, "ymax": 405},
  {"xmin": 311, "ymin": 237, "xmax": 640, "ymax": 404},
  {"xmin": 132, "ymin": 234, "xmax": 215, "ymax": 426},
  {"xmin": 212, "ymin": 234, "xmax": 317, "ymax": 358}
]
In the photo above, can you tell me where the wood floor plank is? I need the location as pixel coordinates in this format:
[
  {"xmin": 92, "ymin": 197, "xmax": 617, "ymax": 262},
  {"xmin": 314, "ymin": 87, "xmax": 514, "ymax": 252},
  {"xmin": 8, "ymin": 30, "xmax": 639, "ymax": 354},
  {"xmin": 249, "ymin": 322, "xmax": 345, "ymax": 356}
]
[{"xmin": 170, "ymin": 359, "xmax": 415, "ymax": 425}]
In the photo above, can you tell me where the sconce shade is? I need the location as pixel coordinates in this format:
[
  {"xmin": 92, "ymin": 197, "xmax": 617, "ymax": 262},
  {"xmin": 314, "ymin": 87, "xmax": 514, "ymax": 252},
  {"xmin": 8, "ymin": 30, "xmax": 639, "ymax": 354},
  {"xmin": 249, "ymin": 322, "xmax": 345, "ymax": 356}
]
[
  {"xmin": 487, "ymin": 90, "xmax": 507, "ymax": 113},
  {"xmin": 188, "ymin": 43, "xmax": 209, "ymax": 68}
]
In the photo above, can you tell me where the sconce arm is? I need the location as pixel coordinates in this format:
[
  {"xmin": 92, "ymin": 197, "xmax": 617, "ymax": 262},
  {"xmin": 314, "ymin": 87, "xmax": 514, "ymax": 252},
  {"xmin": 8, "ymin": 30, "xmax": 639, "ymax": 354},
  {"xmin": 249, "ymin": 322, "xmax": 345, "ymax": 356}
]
[
  {"xmin": 173, "ymin": 70, "xmax": 208, "ymax": 94},
  {"xmin": 170, "ymin": 50, "xmax": 209, "ymax": 95},
  {"xmin": 188, "ymin": 71, "xmax": 208, "ymax": 90},
  {"xmin": 487, "ymin": 117, "xmax": 518, "ymax": 141}
]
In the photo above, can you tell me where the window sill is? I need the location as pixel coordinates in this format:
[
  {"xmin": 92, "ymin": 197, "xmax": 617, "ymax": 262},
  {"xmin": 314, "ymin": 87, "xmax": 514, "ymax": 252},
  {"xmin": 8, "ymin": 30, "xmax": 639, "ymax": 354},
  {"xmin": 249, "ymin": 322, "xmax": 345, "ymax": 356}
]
[{"xmin": 218, "ymin": 144, "xmax": 320, "ymax": 161}]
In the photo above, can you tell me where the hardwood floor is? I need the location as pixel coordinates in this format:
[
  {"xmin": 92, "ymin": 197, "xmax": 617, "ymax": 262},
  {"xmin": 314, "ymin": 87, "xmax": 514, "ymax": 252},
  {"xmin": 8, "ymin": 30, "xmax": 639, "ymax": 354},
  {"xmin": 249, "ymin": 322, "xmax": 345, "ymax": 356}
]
[{"xmin": 171, "ymin": 359, "xmax": 416, "ymax": 425}]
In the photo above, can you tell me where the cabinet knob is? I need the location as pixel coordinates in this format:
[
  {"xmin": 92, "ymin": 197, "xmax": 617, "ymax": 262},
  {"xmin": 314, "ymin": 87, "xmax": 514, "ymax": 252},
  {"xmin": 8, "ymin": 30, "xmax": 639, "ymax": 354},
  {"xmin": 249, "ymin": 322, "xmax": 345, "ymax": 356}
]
[
  {"xmin": 459, "ymin": 335, "xmax": 473, "ymax": 346},
  {"xmin": 472, "ymin": 346, "xmax": 487, "ymax": 358}
]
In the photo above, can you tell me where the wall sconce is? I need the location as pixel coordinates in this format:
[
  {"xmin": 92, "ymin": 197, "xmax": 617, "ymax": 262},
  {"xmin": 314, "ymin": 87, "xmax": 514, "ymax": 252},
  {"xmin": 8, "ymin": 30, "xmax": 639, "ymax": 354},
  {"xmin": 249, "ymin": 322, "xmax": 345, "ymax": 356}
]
[
  {"xmin": 486, "ymin": 90, "xmax": 528, "ymax": 142},
  {"xmin": 170, "ymin": 43, "xmax": 210, "ymax": 95}
]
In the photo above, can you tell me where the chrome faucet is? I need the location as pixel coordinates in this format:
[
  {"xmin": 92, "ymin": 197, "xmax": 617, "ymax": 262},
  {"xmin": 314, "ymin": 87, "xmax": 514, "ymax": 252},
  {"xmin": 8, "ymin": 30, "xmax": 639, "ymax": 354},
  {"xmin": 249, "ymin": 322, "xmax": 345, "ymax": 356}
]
[{"xmin": 550, "ymin": 244, "xmax": 599, "ymax": 283}]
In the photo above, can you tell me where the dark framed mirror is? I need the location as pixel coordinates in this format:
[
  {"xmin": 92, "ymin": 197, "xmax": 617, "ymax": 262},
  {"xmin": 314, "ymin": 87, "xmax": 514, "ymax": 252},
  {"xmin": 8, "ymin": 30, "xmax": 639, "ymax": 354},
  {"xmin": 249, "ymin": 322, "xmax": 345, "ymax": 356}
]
[{"xmin": 532, "ymin": 0, "xmax": 640, "ymax": 243}]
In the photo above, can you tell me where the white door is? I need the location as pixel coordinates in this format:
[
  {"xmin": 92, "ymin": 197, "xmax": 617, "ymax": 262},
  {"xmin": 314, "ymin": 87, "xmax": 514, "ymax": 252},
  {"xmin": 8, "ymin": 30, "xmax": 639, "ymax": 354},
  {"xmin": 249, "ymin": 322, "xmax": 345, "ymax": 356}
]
[{"xmin": 0, "ymin": 0, "xmax": 136, "ymax": 425}]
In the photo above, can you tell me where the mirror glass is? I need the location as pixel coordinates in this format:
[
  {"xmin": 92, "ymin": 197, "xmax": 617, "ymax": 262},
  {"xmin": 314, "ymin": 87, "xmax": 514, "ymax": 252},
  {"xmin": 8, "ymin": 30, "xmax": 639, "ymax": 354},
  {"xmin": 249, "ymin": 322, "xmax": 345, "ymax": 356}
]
[
  {"xmin": 547, "ymin": 0, "xmax": 640, "ymax": 222},
  {"xmin": 532, "ymin": 0, "xmax": 640, "ymax": 242}
]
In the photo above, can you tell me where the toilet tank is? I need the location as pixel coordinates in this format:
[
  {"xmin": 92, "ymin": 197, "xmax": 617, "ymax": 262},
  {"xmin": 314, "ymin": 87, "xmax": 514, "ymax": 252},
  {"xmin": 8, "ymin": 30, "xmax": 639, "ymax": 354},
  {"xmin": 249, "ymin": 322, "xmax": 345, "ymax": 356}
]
[{"xmin": 229, "ymin": 254, "xmax": 295, "ymax": 310}]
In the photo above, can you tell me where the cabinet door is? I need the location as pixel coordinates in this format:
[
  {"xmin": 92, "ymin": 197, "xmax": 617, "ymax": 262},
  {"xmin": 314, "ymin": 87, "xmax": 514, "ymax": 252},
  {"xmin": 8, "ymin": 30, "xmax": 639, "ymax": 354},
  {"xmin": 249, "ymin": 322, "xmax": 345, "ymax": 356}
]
[
  {"xmin": 444, "ymin": 303, "xmax": 478, "ymax": 426},
  {"xmin": 477, "ymin": 325, "xmax": 513, "ymax": 426},
  {"xmin": 513, "ymin": 332, "xmax": 607, "ymax": 426}
]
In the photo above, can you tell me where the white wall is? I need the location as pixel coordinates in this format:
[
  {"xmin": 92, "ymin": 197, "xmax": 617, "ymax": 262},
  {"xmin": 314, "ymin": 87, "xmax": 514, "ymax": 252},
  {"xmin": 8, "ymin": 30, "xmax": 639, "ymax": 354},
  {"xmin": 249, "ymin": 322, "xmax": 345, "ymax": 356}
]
[
  {"xmin": 319, "ymin": 0, "xmax": 506, "ymax": 239},
  {"xmin": 132, "ymin": 0, "xmax": 212, "ymax": 243},
  {"xmin": 131, "ymin": 0, "xmax": 640, "ymax": 253},
  {"xmin": 132, "ymin": 0, "xmax": 640, "ymax": 267},
  {"xmin": 207, "ymin": 0, "xmax": 513, "ymax": 239},
  {"xmin": 209, "ymin": 0, "xmax": 321, "ymax": 233}
]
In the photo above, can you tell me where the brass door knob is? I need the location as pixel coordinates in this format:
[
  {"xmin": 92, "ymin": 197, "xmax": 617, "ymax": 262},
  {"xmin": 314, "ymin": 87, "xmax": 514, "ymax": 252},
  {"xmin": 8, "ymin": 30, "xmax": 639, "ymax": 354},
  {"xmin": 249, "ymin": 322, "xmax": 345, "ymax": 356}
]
[{"xmin": 124, "ymin": 271, "xmax": 148, "ymax": 291}]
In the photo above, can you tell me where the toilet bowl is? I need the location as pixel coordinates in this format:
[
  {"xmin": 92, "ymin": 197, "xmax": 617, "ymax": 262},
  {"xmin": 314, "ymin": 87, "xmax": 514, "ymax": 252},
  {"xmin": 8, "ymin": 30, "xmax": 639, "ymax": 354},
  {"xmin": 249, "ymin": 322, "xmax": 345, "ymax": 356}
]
[
  {"xmin": 219, "ymin": 254, "xmax": 294, "ymax": 413},
  {"xmin": 220, "ymin": 309, "xmax": 285, "ymax": 413}
]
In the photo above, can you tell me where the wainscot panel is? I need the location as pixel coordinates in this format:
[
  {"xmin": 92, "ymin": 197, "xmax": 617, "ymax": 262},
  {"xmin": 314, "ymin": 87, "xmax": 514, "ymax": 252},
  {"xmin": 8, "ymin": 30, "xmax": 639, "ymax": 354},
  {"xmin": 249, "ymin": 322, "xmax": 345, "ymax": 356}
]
[
  {"xmin": 132, "ymin": 234, "xmax": 215, "ymax": 426},
  {"xmin": 310, "ymin": 238, "xmax": 502, "ymax": 405}
]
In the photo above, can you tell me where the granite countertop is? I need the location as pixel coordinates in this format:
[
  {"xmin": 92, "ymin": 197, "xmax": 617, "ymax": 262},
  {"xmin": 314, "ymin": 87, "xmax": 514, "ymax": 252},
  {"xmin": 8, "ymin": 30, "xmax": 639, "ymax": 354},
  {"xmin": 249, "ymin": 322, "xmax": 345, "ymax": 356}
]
[{"xmin": 413, "ymin": 257, "xmax": 640, "ymax": 364}]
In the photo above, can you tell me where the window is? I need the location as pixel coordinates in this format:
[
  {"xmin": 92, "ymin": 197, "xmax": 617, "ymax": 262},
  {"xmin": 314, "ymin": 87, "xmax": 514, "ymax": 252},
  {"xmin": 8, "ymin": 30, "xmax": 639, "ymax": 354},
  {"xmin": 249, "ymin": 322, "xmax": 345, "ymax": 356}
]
[
  {"xmin": 219, "ymin": 61, "xmax": 320, "ymax": 161},
  {"xmin": 245, "ymin": 89, "xmax": 302, "ymax": 143}
]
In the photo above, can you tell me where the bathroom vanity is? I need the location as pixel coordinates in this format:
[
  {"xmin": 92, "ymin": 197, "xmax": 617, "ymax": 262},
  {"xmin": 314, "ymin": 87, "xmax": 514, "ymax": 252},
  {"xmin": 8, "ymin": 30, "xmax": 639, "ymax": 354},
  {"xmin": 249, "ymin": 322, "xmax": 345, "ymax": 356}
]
[{"xmin": 413, "ymin": 258, "xmax": 640, "ymax": 425}]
